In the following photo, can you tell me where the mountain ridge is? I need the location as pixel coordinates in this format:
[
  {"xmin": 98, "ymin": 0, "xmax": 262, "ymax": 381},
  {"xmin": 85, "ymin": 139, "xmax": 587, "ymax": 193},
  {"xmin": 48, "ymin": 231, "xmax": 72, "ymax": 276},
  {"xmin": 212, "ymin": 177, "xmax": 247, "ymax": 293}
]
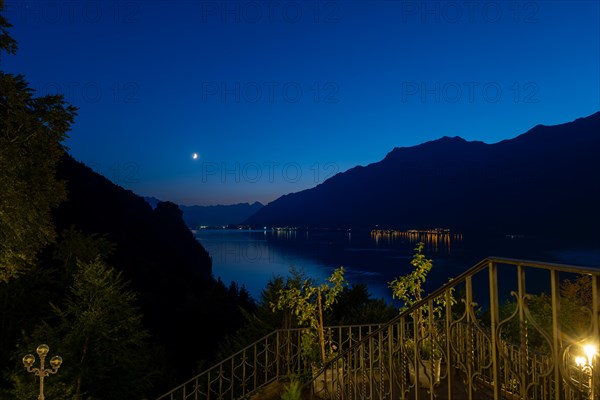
[
  {"xmin": 144, "ymin": 197, "xmax": 264, "ymax": 227},
  {"xmin": 245, "ymin": 111, "xmax": 600, "ymax": 236}
]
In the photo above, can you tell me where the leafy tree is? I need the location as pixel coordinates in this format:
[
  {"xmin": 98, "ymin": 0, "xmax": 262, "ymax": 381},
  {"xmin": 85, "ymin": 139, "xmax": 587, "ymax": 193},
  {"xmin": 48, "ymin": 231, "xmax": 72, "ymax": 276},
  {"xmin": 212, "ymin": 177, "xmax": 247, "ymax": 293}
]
[
  {"xmin": 561, "ymin": 275, "xmax": 592, "ymax": 308},
  {"xmin": 388, "ymin": 243, "xmax": 454, "ymax": 360},
  {"xmin": 7, "ymin": 258, "xmax": 157, "ymax": 399},
  {"xmin": 0, "ymin": 2, "xmax": 77, "ymax": 282},
  {"xmin": 328, "ymin": 283, "xmax": 397, "ymax": 326},
  {"xmin": 53, "ymin": 225, "xmax": 116, "ymax": 283},
  {"xmin": 0, "ymin": 0, "xmax": 17, "ymax": 57},
  {"xmin": 217, "ymin": 276, "xmax": 396, "ymax": 364},
  {"xmin": 388, "ymin": 242, "xmax": 432, "ymax": 315},
  {"xmin": 496, "ymin": 274, "xmax": 595, "ymax": 353},
  {"xmin": 388, "ymin": 241, "xmax": 436, "ymax": 342},
  {"xmin": 215, "ymin": 275, "xmax": 288, "ymax": 361},
  {"xmin": 0, "ymin": 263, "xmax": 59, "ymax": 391},
  {"xmin": 272, "ymin": 267, "xmax": 347, "ymax": 365},
  {"xmin": 0, "ymin": 227, "xmax": 116, "ymax": 376}
]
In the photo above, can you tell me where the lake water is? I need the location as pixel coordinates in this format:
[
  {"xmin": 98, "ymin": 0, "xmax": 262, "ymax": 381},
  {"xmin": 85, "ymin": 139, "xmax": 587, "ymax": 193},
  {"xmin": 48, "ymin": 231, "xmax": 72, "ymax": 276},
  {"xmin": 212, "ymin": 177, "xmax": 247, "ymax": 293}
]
[{"xmin": 195, "ymin": 229, "xmax": 600, "ymax": 303}]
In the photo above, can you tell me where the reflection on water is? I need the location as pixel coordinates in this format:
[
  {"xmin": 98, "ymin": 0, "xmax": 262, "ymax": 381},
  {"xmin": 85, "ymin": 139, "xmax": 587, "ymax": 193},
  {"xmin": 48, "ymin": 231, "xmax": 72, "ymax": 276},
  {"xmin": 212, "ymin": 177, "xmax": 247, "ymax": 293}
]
[
  {"xmin": 273, "ymin": 228, "xmax": 298, "ymax": 240},
  {"xmin": 371, "ymin": 228, "xmax": 462, "ymax": 255},
  {"xmin": 196, "ymin": 229, "xmax": 599, "ymax": 304},
  {"xmin": 196, "ymin": 229, "xmax": 334, "ymax": 299},
  {"xmin": 196, "ymin": 228, "xmax": 463, "ymax": 302}
]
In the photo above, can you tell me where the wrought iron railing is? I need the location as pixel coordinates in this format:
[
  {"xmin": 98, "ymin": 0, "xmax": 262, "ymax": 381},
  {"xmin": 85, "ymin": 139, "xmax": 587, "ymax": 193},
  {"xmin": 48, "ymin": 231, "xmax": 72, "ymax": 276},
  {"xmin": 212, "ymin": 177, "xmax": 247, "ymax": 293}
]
[
  {"xmin": 155, "ymin": 324, "xmax": 386, "ymax": 400},
  {"xmin": 157, "ymin": 257, "xmax": 599, "ymax": 400},
  {"xmin": 307, "ymin": 257, "xmax": 600, "ymax": 400}
]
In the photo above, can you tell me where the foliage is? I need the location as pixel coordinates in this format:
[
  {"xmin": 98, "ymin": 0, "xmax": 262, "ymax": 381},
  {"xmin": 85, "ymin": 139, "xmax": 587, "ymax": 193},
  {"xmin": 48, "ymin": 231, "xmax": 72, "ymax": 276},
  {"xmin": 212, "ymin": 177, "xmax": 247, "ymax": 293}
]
[
  {"xmin": 404, "ymin": 337, "xmax": 442, "ymax": 361},
  {"xmin": 217, "ymin": 276, "xmax": 395, "ymax": 366},
  {"xmin": 6, "ymin": 258, "xmax": 157, "ymax": 399},
  {"xmin": 0, "ymin": 8, "xmax": 259, "ymax": 394},
  {"xmin": 215, "ymin": 275, "xmax": 287, "ymax": 361},
  {"xmin": 388, "ymin": 243, "xmax": 433, "ymax": 313},
  {"xmin": 280, "ymin": 377, "xmax": 303, "ymax": 400},
  {"xmin": 497, "ymin": 274, "xmax": 595, "ymax": 354},
  {"xmin": 272, "ymin": 267, "xmax": 347, "ymax": 365},
  {"xmin": 54, "ymin": 226, "xmax": 116, "ymax": 276},
  {"xmin": 328, "ymin": 283, "xmax": 397, "ymax": 325},
  {"xmin": 0, "ymin": 228, "xmax": 116, "ymax": 382},
  {"xmin": 388, "ymin": 243, "xmax": 453, "ymax": 360},
  {"xmin": 0, "ymin": 0, "xmax": 17, "ymax": 57},
  {"xmin": 0, "ymin": 17, "xmax": 77, "ymax": 281},
  {"xmin": 5, "ymin": 372, "xmax": 79, "ymax": 400},
  {"xmin": 561, "ymin": 275, "xmax": 592, "ymax": 308},
  {"xmin": 0, "ymin": 264, "xmax": 59, "ymax": 393}
]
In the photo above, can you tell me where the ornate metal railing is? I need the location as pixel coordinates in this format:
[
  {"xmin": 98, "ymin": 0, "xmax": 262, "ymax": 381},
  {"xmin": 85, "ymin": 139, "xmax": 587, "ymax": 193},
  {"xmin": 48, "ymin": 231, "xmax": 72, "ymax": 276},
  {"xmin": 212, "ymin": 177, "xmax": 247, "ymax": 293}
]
[
  {"xmin": 158, "ymin": 257, "xmax": 599, "ymax": 400},
  {"xmin": 307, "ymin": 257, "xmax": 600, "ymax": 400},
  {"xmin": 155, "ymin": 324, "xmax": 386, "ymax": 400}
]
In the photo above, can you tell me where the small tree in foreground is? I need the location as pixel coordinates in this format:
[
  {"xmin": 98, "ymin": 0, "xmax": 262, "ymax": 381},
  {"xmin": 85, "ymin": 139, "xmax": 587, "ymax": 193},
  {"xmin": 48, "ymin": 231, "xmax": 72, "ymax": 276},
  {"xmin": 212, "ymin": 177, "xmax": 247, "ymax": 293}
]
[
  {"xmin": 388, "ymin": 242, "xmax": 434, "ymax": 335},
  {"xmin": 388, "ymin": 242, "xmax": 454, "ymax": 360},
  {"xmin": 272, "ymin": 267, "xmax": 347, "ymax": 365}
]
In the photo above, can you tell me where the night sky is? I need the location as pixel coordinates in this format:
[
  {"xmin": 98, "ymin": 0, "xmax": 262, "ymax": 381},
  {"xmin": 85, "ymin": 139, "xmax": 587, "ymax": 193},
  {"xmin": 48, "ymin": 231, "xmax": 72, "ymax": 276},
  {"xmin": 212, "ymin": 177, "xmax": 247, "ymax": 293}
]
[{"xmin": 2, "ymin": 1, "xmax": 599, "ymax": 205}]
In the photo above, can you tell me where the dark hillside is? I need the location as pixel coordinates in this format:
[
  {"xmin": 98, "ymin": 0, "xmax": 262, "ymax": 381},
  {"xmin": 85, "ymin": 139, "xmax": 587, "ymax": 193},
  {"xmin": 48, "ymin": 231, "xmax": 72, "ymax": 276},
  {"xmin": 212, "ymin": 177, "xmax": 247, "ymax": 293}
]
[{"xmin": 53, "ymin": 155, "xmax": 253, "ymax": 388}]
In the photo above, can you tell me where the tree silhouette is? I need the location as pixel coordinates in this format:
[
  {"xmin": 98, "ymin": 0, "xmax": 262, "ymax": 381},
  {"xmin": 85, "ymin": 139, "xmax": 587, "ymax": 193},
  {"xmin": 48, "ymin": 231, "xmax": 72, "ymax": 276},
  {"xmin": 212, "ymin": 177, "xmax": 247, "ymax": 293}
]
[
  {"xmin": 0, "ymin": 1, "xmax": 77, "ymax": 282},
  {"xmin": 9, "ymin": 258, "xmax": 157, "ymax": 400}
]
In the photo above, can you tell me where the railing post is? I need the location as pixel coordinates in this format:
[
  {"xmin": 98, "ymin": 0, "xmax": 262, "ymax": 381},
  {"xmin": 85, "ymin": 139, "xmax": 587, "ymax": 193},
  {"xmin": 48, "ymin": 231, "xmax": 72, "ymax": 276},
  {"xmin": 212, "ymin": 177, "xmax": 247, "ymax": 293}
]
[
  {"xmin": 231, "ymin": 357, "xmax": 235, "ymax": 399},
  {"xmin": 413, "ymin": 309, "xmax": 420, "ymax": 400},
  {"xmin": 550, "ymin": 269, "xmax": 562, "ymax": 400},
  {"xmin": 488, "ymin": 261, "xmax": 501, "ymax": 400},
  {"xmin": 368, "ymin": 328, "xmax": 374, "ymax": 399},
  {"xmin": 253, "ymin": 341, "xmax": 258, "ymax": 391},
  {"xmin": 219, "ymin": 364, "xmax": 223, "ymax": 400},
  {"xmin": 591, "ymin": 274, "xmax": 599, "ymax": 400},
  {"xmin": 426, "ymin": 298, "xmax": 435, "ymax": 400},
  {"xmin": 207, "ymin": 370, "xmax": 211, "ymax": 400},
  {"xmin": 445, "ymin": 286, "xmax": 453, "ymax": 398},
  {"xmin": 466, "ymin": 276, "xmax": 474, "ymax": 400},
  {"xmin": 593, "ymin": 274, "xmax": 599, "ymax": 344},
  {"xmin": 276, "ymin": 330, "xmax": 280, "ymax": 380},
  {"xmin": 400, "ymin": 316, "xmax": 407, "ymax": 396},
  {"xmin": 388, "ymin": 324, "xmax": 394, "ymax": 399},
  {"xmin": 517, "ymin": 264, "xmax": 528, "ymax": 397},
  {"xmin": 264, "ymin": 335, "xmax": 269, "ymax": 386}
]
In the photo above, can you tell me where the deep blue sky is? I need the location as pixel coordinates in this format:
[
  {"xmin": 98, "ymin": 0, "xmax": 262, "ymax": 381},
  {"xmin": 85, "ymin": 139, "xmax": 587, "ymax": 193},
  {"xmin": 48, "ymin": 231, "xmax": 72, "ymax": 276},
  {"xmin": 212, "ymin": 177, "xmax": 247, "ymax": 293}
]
[{"xmin": 2, "ymin": 1, "xmax": 599, "ymax": 205}]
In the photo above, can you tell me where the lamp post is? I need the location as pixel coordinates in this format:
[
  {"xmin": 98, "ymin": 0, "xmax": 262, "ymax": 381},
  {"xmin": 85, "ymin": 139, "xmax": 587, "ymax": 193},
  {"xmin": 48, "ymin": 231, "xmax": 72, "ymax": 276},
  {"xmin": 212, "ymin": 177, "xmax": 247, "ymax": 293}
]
[{"xmin": 22, "ymin": 344, "xmax": 63, "ymax": 400}]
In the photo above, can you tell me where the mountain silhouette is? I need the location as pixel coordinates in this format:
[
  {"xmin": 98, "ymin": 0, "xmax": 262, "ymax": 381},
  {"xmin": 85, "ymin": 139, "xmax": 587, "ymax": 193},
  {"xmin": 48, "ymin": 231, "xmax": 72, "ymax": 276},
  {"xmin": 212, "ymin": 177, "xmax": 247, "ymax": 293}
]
[
  {"xmin": 245, "ymin": 112, "xmax": 600, "ymax": 236},
  {"xmin": 145, "ymin": 197, "xmax": 264, "ymax": 227}
]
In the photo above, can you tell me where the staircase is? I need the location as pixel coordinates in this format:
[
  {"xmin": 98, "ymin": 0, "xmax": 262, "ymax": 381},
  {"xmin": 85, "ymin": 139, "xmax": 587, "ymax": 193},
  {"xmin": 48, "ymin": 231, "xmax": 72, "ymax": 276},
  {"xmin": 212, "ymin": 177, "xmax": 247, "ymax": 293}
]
[{"xmin": 157, "ymin": 257, "xmax": 600, "ymax": 400}]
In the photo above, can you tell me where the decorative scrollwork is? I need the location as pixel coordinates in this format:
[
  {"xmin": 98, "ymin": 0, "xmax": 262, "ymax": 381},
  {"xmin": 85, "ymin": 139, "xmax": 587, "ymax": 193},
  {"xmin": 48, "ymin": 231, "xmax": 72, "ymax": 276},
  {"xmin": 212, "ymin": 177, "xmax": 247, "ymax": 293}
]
[{"xmin": 157, "ymin": 260, "xmax": 599, "ymax": 400}]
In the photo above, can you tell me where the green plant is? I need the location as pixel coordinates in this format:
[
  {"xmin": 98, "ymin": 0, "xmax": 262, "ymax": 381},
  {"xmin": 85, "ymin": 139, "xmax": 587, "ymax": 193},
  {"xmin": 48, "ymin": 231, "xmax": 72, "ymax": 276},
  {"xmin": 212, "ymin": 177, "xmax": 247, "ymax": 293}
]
[
  {"xmin": 404, "ymin": 338, "xmax": 442, "ymax": 361},
  {"xmin": 271, "ymin": 267, "xmax": 347, "ymax": 365},
  {"xmin": 388, "ymin": 242, "xmax": 453, "ymax": 360},
  {"xmin": 280, "ymin": 377, "xmax": 303, "ymax": 400},
  {"xmin": 388, "ymin": 242, "xmax": 433, "ymax": 314}
]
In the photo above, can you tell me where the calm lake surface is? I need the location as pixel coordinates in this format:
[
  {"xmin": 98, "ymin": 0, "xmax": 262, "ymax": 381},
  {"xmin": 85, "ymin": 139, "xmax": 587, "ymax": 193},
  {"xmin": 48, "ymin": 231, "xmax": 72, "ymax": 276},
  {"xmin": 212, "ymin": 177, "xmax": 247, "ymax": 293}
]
[{"xmin": 195, "ymin": 229, "xmax": 600, "ymax": 303}]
